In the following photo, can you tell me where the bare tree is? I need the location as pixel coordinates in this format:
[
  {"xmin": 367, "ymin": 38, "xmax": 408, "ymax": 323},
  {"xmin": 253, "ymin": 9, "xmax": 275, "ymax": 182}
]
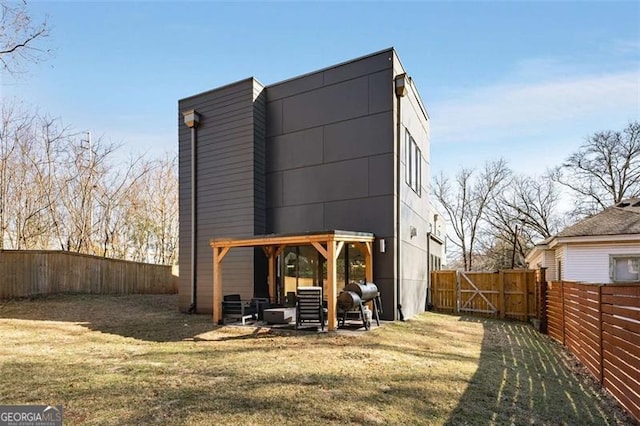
[
  {"xmin": 1, "ymin": 100, "xmax": 179, "ymax": 264},
  {"xmin": 552, "ymin": 121, "xmax": 640, "ymax": 218},
  {"xmin": 512, "ymin": 174, "xmax": 564, "ymax": 240},
  {"xmin": 0, "ymin": 0, "xmax": 50, "ymax": 73},
  {"xmin": 115, "ymin": 155, "xmax": 178, "ymax": 265},
  {"xmin": 0, "ymin": 101, "xmax": 21, "ymax": 248},
  {"xmin": 0, "ymin": 102, "xmax": 62, "ymax": 249},
  {"xmin": 483, "ymin": 173, "xmax": 565, "ymax": 268},
  {"xmin": 93, "ymin": 154, "xmax": 153, "ymax": 260},
  {"xmin": 52, "ymin": 134, "xmax": 119, "ymax": 253},
  {"xmin": 144, "ymin": 154, "xmax": 179, "ymax": 265},
  {"xmin": 433, "ymin": 159, "xmax": 511, "ymax": 270}
]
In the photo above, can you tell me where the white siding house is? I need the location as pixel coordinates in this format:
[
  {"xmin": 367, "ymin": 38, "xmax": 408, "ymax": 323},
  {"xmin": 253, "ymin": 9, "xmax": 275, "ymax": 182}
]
[{"xmin": 526, "ymin": 199, "xmax": 640, "ymax": 284}]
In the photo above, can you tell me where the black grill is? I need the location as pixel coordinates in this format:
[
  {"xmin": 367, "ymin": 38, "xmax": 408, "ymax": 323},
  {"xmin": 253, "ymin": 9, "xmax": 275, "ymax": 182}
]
[{"xmin": 337, "ymin": 281, "xmax": 382, "ymax": 330}]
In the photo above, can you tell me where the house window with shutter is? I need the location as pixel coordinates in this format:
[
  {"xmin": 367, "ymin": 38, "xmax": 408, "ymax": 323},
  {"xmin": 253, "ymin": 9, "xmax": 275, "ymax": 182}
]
[{"xmin": 610, "ymin": 255, "xmax": 640, "ymax": 282}]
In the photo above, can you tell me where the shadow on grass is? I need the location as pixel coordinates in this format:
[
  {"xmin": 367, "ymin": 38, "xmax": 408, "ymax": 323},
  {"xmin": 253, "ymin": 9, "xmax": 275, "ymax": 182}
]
[
  {"xmin": 0, "ymin": 294, "xmax": 223, "ymax": 343},
  {"xmin": 0, "ymin": 294, "xmax": 343, "ymax": 344},
  {"xmin": 444, "ymin": 316, "xmax": 632, "ymax": 425},
  {"xmin": 0, "ymin": 350, "xmax": 456, "ymax": 425},
  {"xmin": 3, "ymin": 297, "xmax": 635, "ymax": 424}
]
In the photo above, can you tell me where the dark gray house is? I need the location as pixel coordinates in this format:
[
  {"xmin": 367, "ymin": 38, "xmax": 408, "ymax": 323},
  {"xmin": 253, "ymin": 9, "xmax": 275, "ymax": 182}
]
[{"xmin": 178, "ymin": 48, "xmax": 445, "ymax": 323}]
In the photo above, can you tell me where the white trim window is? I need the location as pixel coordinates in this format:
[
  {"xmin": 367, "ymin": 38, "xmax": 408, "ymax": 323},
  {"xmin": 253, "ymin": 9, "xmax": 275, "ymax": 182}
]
[
  {"xmin": 610, "ymin": 254, "xmax": 640, "ymax": 282},
  {"xmin": 404, "ymin": 129, "xmax": 421, "ymax": 196}
]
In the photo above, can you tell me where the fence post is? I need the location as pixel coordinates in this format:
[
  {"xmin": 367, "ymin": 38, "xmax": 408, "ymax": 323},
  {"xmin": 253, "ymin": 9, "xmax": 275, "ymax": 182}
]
[
  {"xmin": 540, "ymin": 281, "xmax": 548, "ymax": 334},
  {"xmin": 499, "ymin": 270, "xmax": 505, "ymax": 319},
  {"xmin": 455, "ymin": 271, "xmax": 460, "ymax": 314},
  {"xmin": 524, "ymin": 271, "xmax": 530, "ymax": 322},
  {"xmin": 561, "ymin": 281, "xmax": 566, "ymax": 346},
  {"xmin": 598, "ymin": 284, "xmax": 604, "ymax": 383},
  {"xmin": 539, "ymin": 268, "xmax": 548, "ymax": 333}
]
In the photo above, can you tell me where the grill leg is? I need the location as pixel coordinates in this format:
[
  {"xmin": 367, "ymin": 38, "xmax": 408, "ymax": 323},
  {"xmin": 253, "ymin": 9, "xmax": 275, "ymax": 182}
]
[{"xmin": 373, "ymin": 297, "xmax": 381, "ymax": 326}]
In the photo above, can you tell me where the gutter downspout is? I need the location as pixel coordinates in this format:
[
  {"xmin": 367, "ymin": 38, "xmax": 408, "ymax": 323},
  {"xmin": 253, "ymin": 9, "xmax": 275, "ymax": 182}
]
[
  {"xmin": 426, "ymin": 214, "xmax": 438, "ymax": 311},
  {"xmin": 426, "ymin": 230, "xmax": 431, "ymax": 311},
  {"xmin": 183, "ymin": 110, "xmax": 200, "ymax": 314},
  {"xmin": 394, "ymin": 74, "xmax": 406, "ymax": 321}
]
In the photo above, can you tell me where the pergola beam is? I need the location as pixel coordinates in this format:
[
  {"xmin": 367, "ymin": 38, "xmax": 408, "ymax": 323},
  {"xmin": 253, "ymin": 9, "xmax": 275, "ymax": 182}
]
[
  {"xmin": 311, "ymin": 242, "xmax": 328, "ymax": 259},
  {"xmin": 212, "ymin": 232, "xmax": 373, "ymax": 249}
]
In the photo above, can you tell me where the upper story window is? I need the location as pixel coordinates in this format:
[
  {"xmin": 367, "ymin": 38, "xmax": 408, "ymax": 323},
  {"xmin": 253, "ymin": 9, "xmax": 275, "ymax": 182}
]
[
  {"xmin": 404, "ymin": 130, "xmax": 421, "ymax": 196},
  {"xmin": 610, "ymin": 255, "xmax": 640, "ymax": 282}
]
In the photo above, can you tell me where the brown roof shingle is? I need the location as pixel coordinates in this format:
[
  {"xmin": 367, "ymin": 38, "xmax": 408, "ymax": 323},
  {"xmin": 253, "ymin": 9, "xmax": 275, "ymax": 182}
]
[{"xmin": 557, "ymin": 198, "xmax": 640, "ymax": 237}]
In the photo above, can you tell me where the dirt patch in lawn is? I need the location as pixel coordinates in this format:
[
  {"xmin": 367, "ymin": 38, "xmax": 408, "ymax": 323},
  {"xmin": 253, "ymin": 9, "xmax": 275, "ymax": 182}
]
[{"xmin": 0, "ymin": 294, "xmax": 634, "ymax": 425}]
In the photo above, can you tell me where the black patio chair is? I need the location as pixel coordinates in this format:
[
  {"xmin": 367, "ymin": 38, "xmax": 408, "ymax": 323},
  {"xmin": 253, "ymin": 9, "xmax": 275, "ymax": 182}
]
[
  {"xmin": 221, "ymin": 294, "xmax": 257, "ymax": 325},
  {"xmin": 250, "ymin": 297, "xmax": 270, "ymax": 321},
  {"xmin": 296, "ymin": 286, "xmax": 325, "ymax": 331}
]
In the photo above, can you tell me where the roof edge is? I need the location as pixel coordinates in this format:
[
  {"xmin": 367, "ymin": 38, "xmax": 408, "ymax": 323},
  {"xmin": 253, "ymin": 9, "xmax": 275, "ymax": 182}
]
[
  {"xmin": 393, "ymin": 49, "xmax": 430, "ymax": 121},
  {"xmin": 553, "ymin": 233, "xmax": 640, "ymax": 245},
  {"xmin": 178, "ymin": 76, "xmax": 265, "ymax": 103},
  {"xmin": 267, "ymin": 47, "xmax": 395, "ymax": 89}
]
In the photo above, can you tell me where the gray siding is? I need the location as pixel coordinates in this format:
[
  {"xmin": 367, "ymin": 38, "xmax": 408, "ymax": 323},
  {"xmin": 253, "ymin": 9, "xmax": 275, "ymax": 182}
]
[
  {"xmin": 178, "ymin": 78, "xmax": 265, "ymax": 313},
  {"xmin": 178, "ymin": 48, "xmax": 433, "ymax": 322},
  {"xmin": 394, "ymin": 52, "xmax": 432, "ymax": 320},
  {"xmin": 265, "ymin": 49, "xmax": 397, "ymax": 319}
]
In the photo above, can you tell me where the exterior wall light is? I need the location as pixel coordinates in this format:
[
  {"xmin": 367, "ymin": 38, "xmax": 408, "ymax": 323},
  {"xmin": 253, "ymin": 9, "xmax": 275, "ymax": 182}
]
[
  {"xmin": 183, "ymin": 109, "xmax": 200, "ymax": 128},
  {"xmin": 394, "ymin": 73, "xmax": 407, "ymax": 97}
]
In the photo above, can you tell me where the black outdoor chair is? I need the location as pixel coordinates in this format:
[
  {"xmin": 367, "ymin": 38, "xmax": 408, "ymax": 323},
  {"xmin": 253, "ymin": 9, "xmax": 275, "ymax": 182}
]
[
  {"xmin": 285, "ymin": 291, "xmax": 297, "ymax": 308},
  {"xmin": 221, "ymin": 294, "xmax": 257, "ymax": 325},
  {"xmin": 250, "ymin": 297, "xmax": 270, "ymax": 321},
  {"xmin": 296, "ymin": 286, "xmax": 325, "ymax": 331}
]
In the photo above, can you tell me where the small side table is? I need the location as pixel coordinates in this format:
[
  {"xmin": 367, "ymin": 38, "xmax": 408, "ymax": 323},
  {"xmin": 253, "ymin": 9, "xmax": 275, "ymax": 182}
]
[{"xmin": 263, "ymin": 307, "xmax": 296, "ymax": 324}]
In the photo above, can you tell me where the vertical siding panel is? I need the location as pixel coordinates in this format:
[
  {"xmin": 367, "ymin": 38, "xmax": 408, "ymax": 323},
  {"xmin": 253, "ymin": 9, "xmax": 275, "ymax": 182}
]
[{"xmin": 178, "ymin": 79, "xmax": 265, "ymax": 313}]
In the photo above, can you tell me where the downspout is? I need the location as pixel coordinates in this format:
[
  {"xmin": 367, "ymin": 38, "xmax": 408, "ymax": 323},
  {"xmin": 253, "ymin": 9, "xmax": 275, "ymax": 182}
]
[
  {"xmin": 426, "ymin": 230, "xmax": 431, "ymax": 311},
  {"xmin": 426, "ymin": 214, "xmax": 438, "ymax": 311},
  {"xmin": 183, "ymin": 110, "xmax": 200, "ymax": 313},
  {"xmin": 394, "ymin": 73, "xmax": 406, "ymax": 321}
]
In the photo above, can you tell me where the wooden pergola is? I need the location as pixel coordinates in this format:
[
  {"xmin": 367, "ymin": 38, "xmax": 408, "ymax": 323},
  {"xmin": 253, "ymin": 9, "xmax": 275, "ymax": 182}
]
[{"xmin": 210, "ymin": 230, "xmax": 375, "ymax": 331}]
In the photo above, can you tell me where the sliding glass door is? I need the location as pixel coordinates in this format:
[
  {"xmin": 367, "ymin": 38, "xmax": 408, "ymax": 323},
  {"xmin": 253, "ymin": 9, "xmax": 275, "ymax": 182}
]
[{"xmin": 277, "ymin": 244, "xmax": 366, "ymax": 304}]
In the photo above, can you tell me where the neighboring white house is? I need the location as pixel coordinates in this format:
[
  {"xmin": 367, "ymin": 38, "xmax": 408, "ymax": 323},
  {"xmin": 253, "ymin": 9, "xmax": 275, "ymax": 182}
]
[{"xmin": 526, "ymin": 198, "xmax": 640, "ymax": 283}]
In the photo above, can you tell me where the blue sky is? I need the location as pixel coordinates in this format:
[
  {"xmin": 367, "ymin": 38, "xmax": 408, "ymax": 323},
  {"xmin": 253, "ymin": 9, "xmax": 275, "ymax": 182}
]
[{"xmin": 2, "ymin": 1, "xmax": 639, "ymax": 178}]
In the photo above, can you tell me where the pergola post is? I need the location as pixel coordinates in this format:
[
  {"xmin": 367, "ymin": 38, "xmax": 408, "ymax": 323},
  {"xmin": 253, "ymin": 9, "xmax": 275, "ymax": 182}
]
[
  {"xmin": 212, "ymin": 247, "xmax": 223, "ymax": 324},
  {"xmin": 327, "ymin": 238, "xmax": 338, "ymax": 331},
  {"xmin": 267, "ymin": 247, "xmax": 276, "ymax": 303},
  {"xmin": 364, "ymin": 242, "xmax": 373, "ymax": 283}
]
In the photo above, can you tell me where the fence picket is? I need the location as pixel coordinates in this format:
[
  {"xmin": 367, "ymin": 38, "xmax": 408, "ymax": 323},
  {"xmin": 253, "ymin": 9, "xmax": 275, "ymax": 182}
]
[
  {"xmin": 546, "ymin": 281, "xmax": 640, "ymax": 423},
  {"xmin": 430, "ymin": 269, "xmax": 537, "ymax": 321},
  {"xmin": 0, "ymin": 250, "xmax": 178, "ymax": 298}
]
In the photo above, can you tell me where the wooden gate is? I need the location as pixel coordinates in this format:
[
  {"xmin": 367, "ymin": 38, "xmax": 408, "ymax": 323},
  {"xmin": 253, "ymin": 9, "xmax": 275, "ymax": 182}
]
[
  {"xmin": 431, "ymin": 270, "xmax": 457, "ymax": 312},
  {"xmin": 431, "ymin": 269, "xmax": 537, "ymax": 321},
  {"xmin": 459, "ymin": 271, "xmax": 499, "ymax": 315}
]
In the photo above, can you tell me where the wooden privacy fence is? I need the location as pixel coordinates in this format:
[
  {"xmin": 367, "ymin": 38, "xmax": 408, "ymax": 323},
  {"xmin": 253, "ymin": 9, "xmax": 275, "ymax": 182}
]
[
  {"xmin": 547, "ymin": 281, "xmax": 640, "ymax": 422},
  {"xmin": 0, "ymin": 250, "xmax": 178, "ymax": 298},
  {"xmin": 431, "ymin": 269, "xmax": 537, "ymax": 322}
]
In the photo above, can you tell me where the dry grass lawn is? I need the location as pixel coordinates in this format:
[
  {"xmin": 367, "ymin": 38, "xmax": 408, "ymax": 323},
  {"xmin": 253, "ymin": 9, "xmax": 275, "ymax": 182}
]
[{"xmin": 0, "ymin": 294, "xmax": 634, "ymax": 425}]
